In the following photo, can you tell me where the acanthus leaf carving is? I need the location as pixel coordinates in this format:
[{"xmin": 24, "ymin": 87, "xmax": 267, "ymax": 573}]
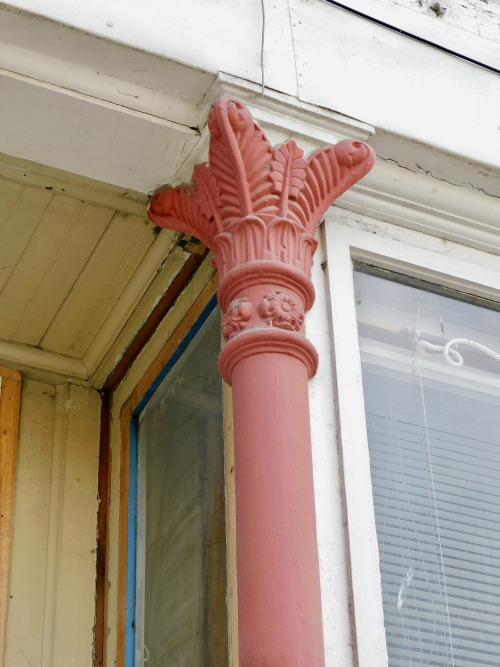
[
  {"xmin": 290, "ymin": 140, "xmax": 376, "ymax": 233},
  {"xmin": 147, "ymin": 97, "xmax": 375, "ymax": 280},
  {"xmin": 149, "ymin": 185, "xmax": 212, "ymax": 248},
  {"xmin": 207, "ymin": 97, "xmax": 277, "ymax": 221},
  {"xmin": 270, "ymin": 140, "xmax": 308, "ymax": 217},
  {"xmin": 192, "ymin": 163, "xmax": 224, "ymax": 233}
]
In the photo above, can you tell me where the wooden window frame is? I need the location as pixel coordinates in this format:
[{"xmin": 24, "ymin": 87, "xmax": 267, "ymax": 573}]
[
  {"xmin": 323, "ymin": 209, "xmax": 500, "ymax": 666},
  {"xmin": 114, "ymin": 273, "xmax": 237, "ymax": 666},
  {"xmin": 0, "ymin": 367, "xmax": 21, "ymax": 661}
]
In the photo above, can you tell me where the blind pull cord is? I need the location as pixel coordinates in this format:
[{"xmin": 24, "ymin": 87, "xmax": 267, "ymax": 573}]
[{"xmin": 413, "ymin": 307, "xmax": 456, "ymax": 665}]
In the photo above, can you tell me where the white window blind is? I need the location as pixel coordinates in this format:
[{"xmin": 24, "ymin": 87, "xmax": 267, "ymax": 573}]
[{"xmin": 355, "ymin": 269, "xmax": 500, "ymax": 666}]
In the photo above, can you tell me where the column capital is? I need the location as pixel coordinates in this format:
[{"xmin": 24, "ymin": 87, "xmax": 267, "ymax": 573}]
[{"xmin": 148, "ymin": 96, "xmax": 375, "ymax": 382}]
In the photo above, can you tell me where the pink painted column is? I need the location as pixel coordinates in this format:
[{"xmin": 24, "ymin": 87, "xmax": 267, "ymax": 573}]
[{"xmin": 148, "ymin": 97, "xmax": 375, "ymax": 665}]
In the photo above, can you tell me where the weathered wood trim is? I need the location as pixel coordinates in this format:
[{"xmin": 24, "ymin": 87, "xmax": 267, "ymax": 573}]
[
  {"xmin": 0, "ymin": 366, "xmax": 21, "ymax": 662},
  {"xmin": 94, "ymin": 392, "xmax": 110, "ymax": 667},
  {"xmin": 115, "ymin": 274, "xmax": 218, "ymax": 666},
  {"xmin": 102, "ymin": 248, "xmax": 209, "ymax": 394},
  {"xmin": 115, "ymin": 405, "xmax": 131, "ymax": 667},
  {"xmin": 0, "ymin": 151, "xmax": 149, "ymax": 216}
]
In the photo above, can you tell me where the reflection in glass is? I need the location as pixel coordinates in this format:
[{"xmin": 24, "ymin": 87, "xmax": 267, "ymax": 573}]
[
  {"xmin": 355, "ymin": 270, "xmax": 500, "ymax": 666},
  {"xmin": 135, "ymin": 309, "xmax": 227, "ymax": 666}
]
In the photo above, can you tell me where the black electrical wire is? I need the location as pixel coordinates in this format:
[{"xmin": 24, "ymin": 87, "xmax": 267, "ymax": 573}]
[
  {"xmin": 324, "ymin": 0, "xmax": 500, "ymax": 76},
  {"xmin": 261, "ymin": 0, "xmax": 266, "ymax": 94}
]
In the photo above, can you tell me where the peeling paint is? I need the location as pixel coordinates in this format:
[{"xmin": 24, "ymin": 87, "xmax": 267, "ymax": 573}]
[{"xmin": 429, "ymin": 2, "xmax": 447, "ymax": 18}]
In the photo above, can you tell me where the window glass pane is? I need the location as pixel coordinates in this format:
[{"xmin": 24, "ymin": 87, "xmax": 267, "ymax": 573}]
[
  {"xmin": 135, "ymin": 309, "xmax": 227, "ymax": 666},
  {"xmin": 355, "ymin": 269, "xmax": 500, "ymax": 667}
]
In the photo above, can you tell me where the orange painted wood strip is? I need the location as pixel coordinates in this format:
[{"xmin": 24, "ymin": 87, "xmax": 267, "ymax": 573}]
[{"xmin": 0, "ymin": 367, "xmax": 21, "ymax": 661}]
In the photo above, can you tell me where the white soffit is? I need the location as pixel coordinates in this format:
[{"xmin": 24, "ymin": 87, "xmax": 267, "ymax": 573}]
[
  {"xmin": 3, "ymin": 0, "xmax": 500, "ymax": 176},
  {"xmin": 0, "ymin": 6, "xmax": 214, "ymax": 193},
  {"xmin": 0, "ymin": 69, "xmax": 199, "ymax": 192}
]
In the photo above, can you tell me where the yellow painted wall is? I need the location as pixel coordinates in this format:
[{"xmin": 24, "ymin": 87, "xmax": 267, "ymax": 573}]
[{"xmin": 4, "ymin": 380, "xmax": 101, "ymax": 667}]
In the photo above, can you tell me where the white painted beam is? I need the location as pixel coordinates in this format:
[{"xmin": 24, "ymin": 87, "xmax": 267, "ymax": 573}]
[{"xmin": 2, "ymin": 0, "xmax": 499, "ymax": 176}]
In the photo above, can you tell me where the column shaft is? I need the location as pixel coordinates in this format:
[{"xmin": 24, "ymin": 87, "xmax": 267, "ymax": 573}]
[{"xmin": 231, "ymin": 352, "xmax": 324, "ymax": 666}]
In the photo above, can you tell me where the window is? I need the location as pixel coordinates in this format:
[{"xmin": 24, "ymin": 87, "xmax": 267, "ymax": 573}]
[
  {"xmin": 355, "ymin": 269, "xmax": 500, "ymax": 666},
  {"xmin": 127, "ymin": 307, "xmax": 228, "ymax": 666},
  {"xmin": 323, "ymin": 212, "xmax": 500, "ymax": 665}
]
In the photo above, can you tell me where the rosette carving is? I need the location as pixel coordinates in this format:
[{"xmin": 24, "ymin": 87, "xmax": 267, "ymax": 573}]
[
  {"xmin": 258, "ymin": 291, "xmax": 304, "ymax": 332},
  {"xmin": 222, "ymin": 298, "xmax": 253, "ymax": 340},
  {"xmin": 148, "ymin": 97, "xmax": 375, "ymax": 280}
]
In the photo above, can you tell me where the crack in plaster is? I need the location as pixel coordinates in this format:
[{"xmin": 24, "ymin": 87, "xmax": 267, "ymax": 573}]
[
  {"xmin": 381, "ymin": 156, "xmax": 500, "ymax": 199},
  {"xmin": 286, "ymin": 0, "xmax": 300, "ymax": 98}
]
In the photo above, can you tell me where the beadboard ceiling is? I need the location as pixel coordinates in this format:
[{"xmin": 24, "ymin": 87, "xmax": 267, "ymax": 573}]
[{"xmin": 0, "ymin": 152, "xmax": 198, "ymax": 388}]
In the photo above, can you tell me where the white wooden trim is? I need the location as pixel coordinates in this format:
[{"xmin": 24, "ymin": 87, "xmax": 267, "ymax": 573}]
[
  {"xmin": 208, "ymin": 73, "xmax": 374, "ymax": 142},
  {"xmin": 0, "ymin": 6, "xmax": 212, "ymax": 130},
  {"xmin": 324, "ymin": 220, "xmax": 387, "ymax": 666},
  {"xmin": 84, "ymin": 233, "xmax": 185, "ymax": 386},
  {"xmin": 338, "ymin": 158, "xmax": 500, "ymax": 256},
  {"xmin": 174, "ymin": 72, "xmax": 375, "ymax": 185},
  {"xmin": 308, "ymin": 232, "xmax": 354, "ymax": 666}
]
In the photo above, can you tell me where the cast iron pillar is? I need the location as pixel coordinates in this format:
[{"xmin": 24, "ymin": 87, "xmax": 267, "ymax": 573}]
[{"xmin": 148, "ymin": 97, "xmax": 375, "ymax": 666}]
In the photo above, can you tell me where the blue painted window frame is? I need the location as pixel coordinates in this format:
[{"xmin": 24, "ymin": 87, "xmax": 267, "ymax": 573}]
[{"xmin": 123, "ymin": 294, "xmax": 218, "ymax": 666}]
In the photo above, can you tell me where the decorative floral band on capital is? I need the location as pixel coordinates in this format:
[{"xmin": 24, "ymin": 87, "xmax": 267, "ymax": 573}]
[
  {"xmin": 222, "ymin": 291, "xmax": 305, "ymax": 341},
  {"xmin": 222, "ymin": 299, "xmax": 253, "ymax": 340},
  {"xmin": 257, "ymin": 291, "xmax": 304, "ymax": 332}
]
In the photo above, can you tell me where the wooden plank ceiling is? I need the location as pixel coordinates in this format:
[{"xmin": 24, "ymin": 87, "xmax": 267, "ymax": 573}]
[{"xmin": 0, "ymin": 152, "xmax": 203, "ymax": 388}]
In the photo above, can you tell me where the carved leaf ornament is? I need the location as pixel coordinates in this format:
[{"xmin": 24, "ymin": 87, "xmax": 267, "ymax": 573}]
[{"xmin": 148, "ymin": 97, "xmax": 376, "ymax": 279}]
